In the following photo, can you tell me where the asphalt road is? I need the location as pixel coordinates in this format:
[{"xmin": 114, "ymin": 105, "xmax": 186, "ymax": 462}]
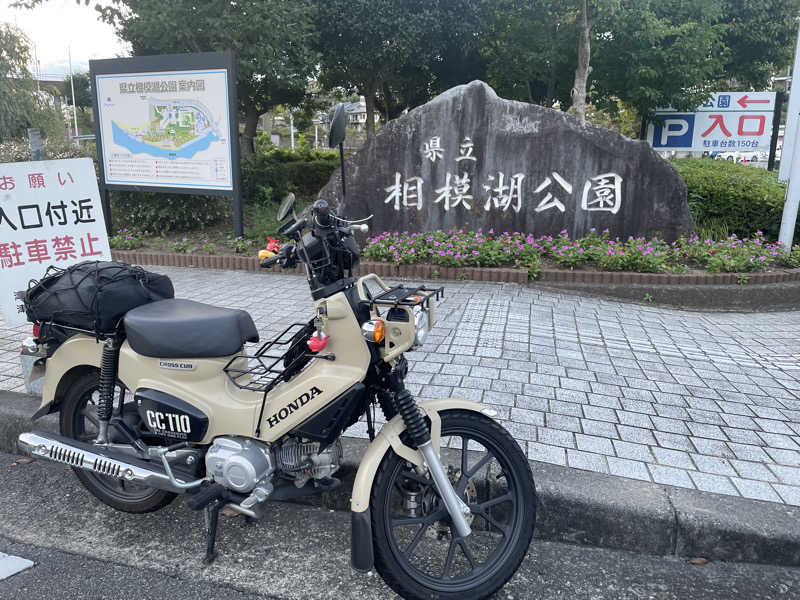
[{"xmin": 1, "ymin": 453, "xmax": 799, "ymax": 599}]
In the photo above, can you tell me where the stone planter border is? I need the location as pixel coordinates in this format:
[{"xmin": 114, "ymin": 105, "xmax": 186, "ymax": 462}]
[{"xmin": 111, "ymin": 250, "xmax": 800, "ymax": 287}]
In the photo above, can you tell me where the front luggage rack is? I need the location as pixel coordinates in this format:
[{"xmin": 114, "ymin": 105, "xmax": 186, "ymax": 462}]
[{"xmin": 223, "ymin": 322, "xmax": 318, "ymax": 393}]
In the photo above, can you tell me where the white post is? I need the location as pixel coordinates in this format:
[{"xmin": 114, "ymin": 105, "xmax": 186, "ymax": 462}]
[
  {"xmin": 68, "ymin": 46, "xmax": 79, "ymax": 143},
  {"xmin": 779, "ymin": 118, "xmax": 800, "ymax": 249},
  {"xmin": 314, "ymin": 123, "xmax": 318, "ymax": 149},
  {"xmin": 779, "ymin": 23, "xmax": 800, "ymax": 182},
  {"xmin": 290, "ymin": 112, "xmax": 295, "ymax": 151}
]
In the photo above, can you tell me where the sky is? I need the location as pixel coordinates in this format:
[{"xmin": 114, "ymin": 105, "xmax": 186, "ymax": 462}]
[{"xmin": 2, "ymin": 0, "xmax": 129, "ymax": 79}]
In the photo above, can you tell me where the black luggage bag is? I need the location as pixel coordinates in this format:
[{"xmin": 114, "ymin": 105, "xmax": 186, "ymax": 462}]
[{"xmin": 24, "ymin": 261, "xmax": 174, "ymax": 334}]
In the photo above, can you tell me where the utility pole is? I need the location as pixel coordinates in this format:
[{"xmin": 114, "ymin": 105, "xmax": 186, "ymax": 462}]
[
  {"xmin": 68, "ymin": 46, "xmax": 79, "ymax": 144},
  {"xmin": 290, "ymin": 112, "xmax": 295, "ymax": 151}
]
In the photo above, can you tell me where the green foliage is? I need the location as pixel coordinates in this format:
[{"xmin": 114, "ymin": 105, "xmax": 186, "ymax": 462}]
[
  {"xmin": 241, "ymin": 146, "xmax": 338, "ymax": 204},
  {"xmin": 672, "ymin": 158, "xmax": 790, "ymax": 240},
  {"xmin": 364, "ymin": 229, "xmax": 800, "ymax": 276},
  {"xmin": 720, "ymin": 0, "xmax": 800, "ymax": 90},
  {"xmin": 227, "ymin": 236, "xmax": 257, "ymax": 255},
  {"xmin": 61, "ymin": 72, "xmax": 92, "ymax": 112},
  {"xmin": 109, "ymin": 228, "xmax": 148, "ymax": 250},
  {"xmin": 171, "ymin": 237, "xmax": 190, "ymax": 253},
  {"xmin": 592, "ymin": 0, "xmax": 725, "ymax": 123},
  {"xmin": 0, "ymin": 137, "xmax": 91, "ymax": 162},
  {"xmin": 111, "ymin": 191, "xmax": 229, "ymax": 234},
  {"xmin": 481, "ymin": 0, "xmax": 577, "ymax": 107}
]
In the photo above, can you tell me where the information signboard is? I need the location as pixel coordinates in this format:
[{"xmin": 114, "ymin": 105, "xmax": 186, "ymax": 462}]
[
  {"xmin": 647, "ymin": 92, "xmax": 777, "ymax": 154},
  {"xmin": 0, "ymin": 158, "xmax": 112, "ymax": 326},
  {"xmin": 89, "ymin": 51, "xmax": 243, "ymax": 234}
]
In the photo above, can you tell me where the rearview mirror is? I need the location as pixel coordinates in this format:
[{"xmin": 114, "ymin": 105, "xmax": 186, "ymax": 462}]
[
  {"xmin": 277, "ymin": 193, "xmax": 296, "ymax": 222},
  {"xmin": 328, "ymin": 104, "xmax": 346, "ymax": 148}
]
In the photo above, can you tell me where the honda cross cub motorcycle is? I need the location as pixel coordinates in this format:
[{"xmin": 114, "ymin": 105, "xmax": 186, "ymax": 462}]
[{"xmin": 18, "ymin": 112, "xmax": 535, "ymax": 600}]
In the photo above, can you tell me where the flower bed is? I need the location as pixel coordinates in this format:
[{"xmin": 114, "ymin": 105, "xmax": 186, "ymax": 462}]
[{"xmin": 362, "ymin": 229, "xmax": 800, "ymax": 279}]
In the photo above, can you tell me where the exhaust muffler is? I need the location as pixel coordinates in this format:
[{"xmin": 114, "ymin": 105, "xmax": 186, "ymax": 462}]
[{"xmin": 18, "ymin": 431, "xmax": 197, "ymax": 494}]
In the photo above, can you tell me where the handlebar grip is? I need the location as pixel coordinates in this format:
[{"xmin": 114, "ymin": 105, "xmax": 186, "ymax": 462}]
[
  {"xmin": 351, "ymin": 223, "xmax": 369, "ymax": 233},
  {"xmin": 261, "ymin": 255, "xmax": 280, "ymax": 268}
]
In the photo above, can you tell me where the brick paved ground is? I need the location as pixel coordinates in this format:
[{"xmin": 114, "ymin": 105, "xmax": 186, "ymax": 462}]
[{"xmin": 3, "ymin": 267, "xmax": 800, "ymax": 505}]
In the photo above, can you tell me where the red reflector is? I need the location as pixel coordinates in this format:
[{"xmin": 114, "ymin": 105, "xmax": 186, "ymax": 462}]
[
  {"xmin": 32, "ymin": 324, "xmax": 40, "ymax": 338},
  {"xmin": 308, "ymin": 333, "xmax": 328, "ymax": 353}
]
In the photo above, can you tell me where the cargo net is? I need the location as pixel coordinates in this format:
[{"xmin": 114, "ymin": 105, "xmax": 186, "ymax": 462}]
[
  {"xmin": 223, "ymin": 322, "xmax": 314, "ymax": 393},
  {"xmin": 23, "ymin": 261, "xmax": 174, "ymax": 338}
]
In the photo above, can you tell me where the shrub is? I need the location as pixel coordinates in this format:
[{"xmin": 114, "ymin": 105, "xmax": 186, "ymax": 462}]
[
  {"xmin": 109, "ymin": 228, "xmax": 148, "ymax": 250},
  {"xmin": 672, "ymin": 158, "xmax": 789, "ymax": 240},
  {"xmin": 241, "ymin": 146, "xmax": 338, "ymax": 204},
  {"xmin": 111, "ymin": 191, "xmax": 229, "ymax": 234},
  {"xmin": 363, "ymin": 229, "xmax": 800, "ymax": 275}
]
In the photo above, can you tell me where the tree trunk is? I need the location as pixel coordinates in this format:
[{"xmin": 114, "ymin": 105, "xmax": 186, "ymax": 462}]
[
  {"xmin": 571, "ymin": 0, "xmax": 592, "ymax": 123},
  {"xmin": 241, "ymin": 104, "xmax": 260, "ymax": 156},
  {"xmin": 364, "ymin": 82, "xmax": 378, "ymax": 138}
]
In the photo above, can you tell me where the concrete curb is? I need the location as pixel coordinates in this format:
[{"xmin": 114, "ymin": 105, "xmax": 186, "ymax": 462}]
[{"xmin": 2, "ymin": 390, "xmax": 799, "ymax": 567}]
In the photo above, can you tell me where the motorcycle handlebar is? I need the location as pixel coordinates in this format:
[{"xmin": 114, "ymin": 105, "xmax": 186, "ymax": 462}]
[
  {"xmin": 350, "ymin": 223, "xmax": 369, "ymax": 233},
  {"xmin": 260, "ymin": 255, "xmax": 281, "ymax": 268}
]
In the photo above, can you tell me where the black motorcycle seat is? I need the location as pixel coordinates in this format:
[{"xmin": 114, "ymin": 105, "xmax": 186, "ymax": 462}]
[{"xmin": 124, "ymin": 299, "xmax": 259, "ymax": 358}]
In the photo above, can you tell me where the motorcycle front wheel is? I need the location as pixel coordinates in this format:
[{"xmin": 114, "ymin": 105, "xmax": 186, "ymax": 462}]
[{"xmin": 370, "ymin": 409, "xmax": 536, "ymax": 600}]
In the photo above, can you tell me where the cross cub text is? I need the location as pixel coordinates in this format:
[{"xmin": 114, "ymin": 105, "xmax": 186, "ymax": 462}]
[{"xmin": 18, "ymin": 106, "xmax": 535, "ymax": 600}]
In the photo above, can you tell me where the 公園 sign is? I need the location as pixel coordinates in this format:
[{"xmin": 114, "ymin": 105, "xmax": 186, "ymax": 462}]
[
  {"xmin": 93, "ymin": 64, "xmax": 234, "ymax": 191},
  {"xmin": 0, "ymin": 157, "xmax": 111, "ymax": 326},
  {"xmin": 648, "ymin": 92, "xmax": 776, "ymax": 153}
]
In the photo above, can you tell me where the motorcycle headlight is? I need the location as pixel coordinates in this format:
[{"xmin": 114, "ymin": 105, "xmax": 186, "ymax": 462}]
[{"xmin": 412, "ymin": 305, "xmax": 428, "ymax": 348}]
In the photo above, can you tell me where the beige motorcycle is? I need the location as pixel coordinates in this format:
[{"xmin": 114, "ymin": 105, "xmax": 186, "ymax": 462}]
[{"xmin": 18, "ymin": 113, "xmax": 535, "ymax": 600}]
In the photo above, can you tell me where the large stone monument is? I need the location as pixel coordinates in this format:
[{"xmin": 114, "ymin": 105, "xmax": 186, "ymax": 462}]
[{"xmin": 318, "ymin": 81, "xmax": 692, "ymax": 241}]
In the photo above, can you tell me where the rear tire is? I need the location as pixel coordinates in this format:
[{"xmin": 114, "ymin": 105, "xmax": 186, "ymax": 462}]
[
  {"xmin": 370, "ymin": 409, "xmax": 535, "ymax": 600},
  {"xmin": 60, "ymin": 370, "xmax": 176, "ymax": 513}
]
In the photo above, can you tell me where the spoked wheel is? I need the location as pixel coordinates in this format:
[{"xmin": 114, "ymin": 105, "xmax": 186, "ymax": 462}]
[
  {"xmin": 60, "ymin": 371, "xmax": 176, "ymax": 513},
  {"xmin": 371, "ymin": 410, "xmax": 536, "ymax": 600}
]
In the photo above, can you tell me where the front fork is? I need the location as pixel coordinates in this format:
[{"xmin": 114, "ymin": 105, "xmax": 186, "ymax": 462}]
[{"xmin": 385, "ymin": 369, "xmax": 472, "ymax": 538}]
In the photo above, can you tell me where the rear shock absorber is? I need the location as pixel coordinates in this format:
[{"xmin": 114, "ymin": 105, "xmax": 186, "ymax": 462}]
[{"xmin": 96, "ymin": 337, "xmax": 120, "ymax": 444}]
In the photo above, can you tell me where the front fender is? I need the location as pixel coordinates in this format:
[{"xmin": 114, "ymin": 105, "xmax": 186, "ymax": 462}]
[{"xmin": 349, "ymin": 397, "xmax": 495, "ymax": 572}]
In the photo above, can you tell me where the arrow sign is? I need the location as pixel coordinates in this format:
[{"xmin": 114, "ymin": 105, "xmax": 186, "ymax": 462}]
[{"xmin": 737, "ymin": 95, "xmax": 771, "ymax": 108}]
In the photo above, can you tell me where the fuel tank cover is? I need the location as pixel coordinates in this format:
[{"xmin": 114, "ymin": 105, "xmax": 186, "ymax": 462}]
[{"xmin": 135, "ymin": 388, "xmax": 209, "ymax": 442}]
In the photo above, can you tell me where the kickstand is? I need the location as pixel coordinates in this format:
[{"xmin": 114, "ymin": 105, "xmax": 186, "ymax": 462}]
[{"xmin": 203, "ymin": 500, "xmax": 223, "ymax": 565}]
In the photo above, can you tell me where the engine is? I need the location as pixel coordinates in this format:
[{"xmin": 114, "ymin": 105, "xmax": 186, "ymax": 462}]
[
  {"xmin": 205, "ymin": 436, "xmax": 274, "ymax": 494},
  {"xmin": 277, "ymin": 438, "xmax": 343, "ymax": 488}
]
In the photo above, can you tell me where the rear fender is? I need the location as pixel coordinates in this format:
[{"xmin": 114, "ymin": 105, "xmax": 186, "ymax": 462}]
[
  {"xmin": 349, "ymin": 398, "xmax": 495, "ymax": 571},
  {"xmin": 35, "ymin": 334, "xmax": 103, "ymax": 418}
]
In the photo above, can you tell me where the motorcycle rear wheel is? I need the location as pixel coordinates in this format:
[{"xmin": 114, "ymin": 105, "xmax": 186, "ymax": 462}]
[
  {"xmin": 371, "ymin": 409, "xmax": 536, "ymax": 600},
  {"xmin": 60, "ymin": 370, "xmax": 177, "ymax": 513}
]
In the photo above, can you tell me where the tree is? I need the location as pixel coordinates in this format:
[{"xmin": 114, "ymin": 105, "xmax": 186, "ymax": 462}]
[
  {"xmin": 97, "ymin": 0, "xmax": 318, "ymax": 154},
  {"xmin": 591, "ymin": 0, "xmax": 726, "ymax": 137},
  {"xmin": 61, "ymin": 71, "xmax": 92, "ymax": 113},
  {"xmin": 481, "ymin": 0, "xmax": 577, "ymax": 107},
  {"xmin": 314, "ymin": 0, "xmax": 464, "ymax": 137},
  {"xmin": 0, "ymin": 24, "xmax": 37, "ymax": 142},
  {"xmin": 571, "ymin": 0, "xmax": 619, "ymax": 122},
  {"xmin": 719, "ymin": 0, "xmax": 800, "ymax": 90}
]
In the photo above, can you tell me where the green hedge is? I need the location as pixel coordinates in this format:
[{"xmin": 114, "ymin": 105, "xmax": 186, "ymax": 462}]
[
  {"xmin": 241, "ymin": 147, "xmax": 338, "ymax": 204},
  {"xmin": 111, "ymin": 147, "xmax": 338, "ymax": 233},
  {"xmin": 672, "ymin": 158, "xmax": 789, "ymax": 240}
]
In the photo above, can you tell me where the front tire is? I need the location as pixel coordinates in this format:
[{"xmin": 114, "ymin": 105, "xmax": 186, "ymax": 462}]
[
  {"xmin": 59, "ymin": 370, "xmax": 176, "ymax": 513},
  {"xmin": 371, "ymin": 410, "xmax": 535, "ymax": 600}
]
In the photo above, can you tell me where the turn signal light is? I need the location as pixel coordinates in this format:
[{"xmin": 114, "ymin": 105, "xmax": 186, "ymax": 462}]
[
  {"xmin": 361, "ymin": 320, "xmax": 386, "ymax": 343},
  {"xmin": 373, "ymin": 320, "xmax": 386, "ymax": 342}
]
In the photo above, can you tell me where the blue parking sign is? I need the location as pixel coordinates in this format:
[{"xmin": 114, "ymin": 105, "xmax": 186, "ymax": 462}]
[{"xmin": 651, "ymin": 115, "xmax": 695, "ymax": 148}]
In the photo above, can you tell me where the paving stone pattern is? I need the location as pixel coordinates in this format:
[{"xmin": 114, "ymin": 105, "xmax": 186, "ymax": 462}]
[{"xmin": 2, "ymin": 267, "xmax": 800, "ymax": 506}]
